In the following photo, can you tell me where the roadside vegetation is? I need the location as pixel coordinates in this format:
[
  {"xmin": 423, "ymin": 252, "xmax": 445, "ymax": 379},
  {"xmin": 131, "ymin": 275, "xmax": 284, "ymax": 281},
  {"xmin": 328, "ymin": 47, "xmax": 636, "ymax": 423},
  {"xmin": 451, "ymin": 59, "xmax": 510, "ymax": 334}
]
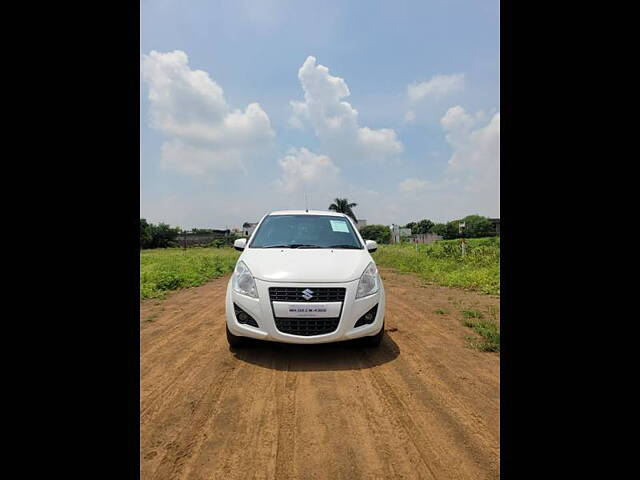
[
  {"xmin": 140, "ymin": 247, "xmax": 239, "ymax": 299},
  {"xmin": 463, "ymin": 316, "xmax": 500, "ymax": 352},
  {"xmin": 373, "ymin": 237, "xmax": 500, "ymax": 296},
  {"xmin": 458, "ymin": 307, "xmax": 500, "ymax": 352}
]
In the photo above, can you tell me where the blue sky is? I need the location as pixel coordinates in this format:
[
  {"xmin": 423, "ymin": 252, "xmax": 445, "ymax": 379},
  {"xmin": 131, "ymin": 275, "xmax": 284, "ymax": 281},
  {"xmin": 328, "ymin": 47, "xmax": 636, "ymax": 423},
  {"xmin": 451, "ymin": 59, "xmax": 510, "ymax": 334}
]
[{"xmin": 140, "ymin": 0, "xmax": 500, "ymax": 230}]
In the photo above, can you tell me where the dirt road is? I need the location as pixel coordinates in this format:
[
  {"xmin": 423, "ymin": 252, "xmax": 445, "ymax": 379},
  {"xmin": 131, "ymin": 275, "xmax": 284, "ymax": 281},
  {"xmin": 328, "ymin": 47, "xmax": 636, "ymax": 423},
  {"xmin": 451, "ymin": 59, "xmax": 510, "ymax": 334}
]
[{"xmin": 140, "ymin": 268, "xmax": 500, "ymax": 480}]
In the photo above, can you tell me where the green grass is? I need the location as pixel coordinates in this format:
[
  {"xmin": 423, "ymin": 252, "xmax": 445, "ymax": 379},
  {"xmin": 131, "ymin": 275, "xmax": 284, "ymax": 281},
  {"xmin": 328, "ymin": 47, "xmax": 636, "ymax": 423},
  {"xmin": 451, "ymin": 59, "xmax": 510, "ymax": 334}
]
[
  {"xmin": 434, "ymin": 309, "xmax": 448, "ymax": 315},
  {"xmin": 140, "ymin": 247, "xmax": 240, "ymax": 299},
  {"xmin": 373, "ymin": 237, "xmax": 500, "ymax": 295},
  {"xmin": 463, "ymin": 318, "xmax": 500, "ymax": 352},
  {"xmin": 461, "ymin": 309, "xmax": 484, "ymax": 319}
]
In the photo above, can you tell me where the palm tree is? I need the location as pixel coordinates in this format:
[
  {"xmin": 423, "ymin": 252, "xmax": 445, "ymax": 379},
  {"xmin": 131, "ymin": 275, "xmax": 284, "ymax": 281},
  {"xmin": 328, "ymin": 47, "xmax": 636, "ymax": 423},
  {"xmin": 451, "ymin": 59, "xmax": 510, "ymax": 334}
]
[{"xmin": 328, "ymin": 198, "xmax": 358, "ymax": 222}]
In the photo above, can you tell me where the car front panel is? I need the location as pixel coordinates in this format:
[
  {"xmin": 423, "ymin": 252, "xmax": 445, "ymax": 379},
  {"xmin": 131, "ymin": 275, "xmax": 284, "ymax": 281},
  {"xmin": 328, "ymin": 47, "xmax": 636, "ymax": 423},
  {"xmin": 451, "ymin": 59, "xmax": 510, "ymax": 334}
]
[{"xmin": 226, "ymin": 277, "xmax": 385, "ymax": 344}]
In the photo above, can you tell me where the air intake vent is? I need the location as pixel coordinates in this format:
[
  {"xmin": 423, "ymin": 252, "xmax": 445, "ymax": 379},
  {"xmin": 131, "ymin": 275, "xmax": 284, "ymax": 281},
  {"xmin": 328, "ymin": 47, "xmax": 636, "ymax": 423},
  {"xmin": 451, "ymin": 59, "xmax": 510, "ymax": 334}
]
[
  {"xmin": 269, "ymin": 287, "xmax": 346, "ymax": 303},
  {"xmin": 354, "ymin": 304, "xmax": 378, "ymax": 328},
  {"xmin": 233, "ymin": 303, "xmax": 259, "ymax": 328},
  {"xmin": 274, "ymin": 317, "xmax": 339, "ymax": 336}
]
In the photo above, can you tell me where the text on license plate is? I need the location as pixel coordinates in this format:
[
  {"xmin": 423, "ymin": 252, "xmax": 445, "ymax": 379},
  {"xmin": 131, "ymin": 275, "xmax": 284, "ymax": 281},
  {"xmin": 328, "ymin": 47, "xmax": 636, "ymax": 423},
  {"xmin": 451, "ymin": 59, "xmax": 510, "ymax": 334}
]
[{"xmin": 288, "ymin": 306, "xmax": 327, "ymax": 314}]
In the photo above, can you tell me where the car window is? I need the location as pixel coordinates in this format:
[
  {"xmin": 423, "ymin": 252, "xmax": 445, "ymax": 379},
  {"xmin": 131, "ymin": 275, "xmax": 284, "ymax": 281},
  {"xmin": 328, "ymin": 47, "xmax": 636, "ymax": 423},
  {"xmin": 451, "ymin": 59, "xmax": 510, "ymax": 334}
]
[{"xmin": 249, "ymin": 215, "xmax": 363, "ymax": 249}]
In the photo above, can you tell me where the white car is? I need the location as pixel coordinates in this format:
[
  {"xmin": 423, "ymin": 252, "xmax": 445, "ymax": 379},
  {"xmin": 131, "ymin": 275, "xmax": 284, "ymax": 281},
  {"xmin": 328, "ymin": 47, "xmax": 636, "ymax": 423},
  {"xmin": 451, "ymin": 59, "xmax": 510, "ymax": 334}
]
[{"xmin": 225, "ymin": 210, "xmax": 385, "ymax": 348}]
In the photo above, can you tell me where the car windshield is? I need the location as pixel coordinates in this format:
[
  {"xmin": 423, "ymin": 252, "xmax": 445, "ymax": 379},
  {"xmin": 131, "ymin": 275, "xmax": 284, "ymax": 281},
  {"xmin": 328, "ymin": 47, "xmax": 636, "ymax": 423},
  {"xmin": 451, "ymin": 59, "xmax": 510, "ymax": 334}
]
[{"xmin": 249, "ymin": 215, "xmax": 363, "ymax": 249}]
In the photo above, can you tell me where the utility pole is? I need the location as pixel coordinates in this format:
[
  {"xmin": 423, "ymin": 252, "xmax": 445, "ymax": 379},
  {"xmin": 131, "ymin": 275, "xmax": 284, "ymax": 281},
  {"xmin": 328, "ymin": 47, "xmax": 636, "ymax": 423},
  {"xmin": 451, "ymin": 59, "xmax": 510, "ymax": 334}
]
[{"xmin": 459, "ymin": 221, "xmax": 466, "ymax": 256}]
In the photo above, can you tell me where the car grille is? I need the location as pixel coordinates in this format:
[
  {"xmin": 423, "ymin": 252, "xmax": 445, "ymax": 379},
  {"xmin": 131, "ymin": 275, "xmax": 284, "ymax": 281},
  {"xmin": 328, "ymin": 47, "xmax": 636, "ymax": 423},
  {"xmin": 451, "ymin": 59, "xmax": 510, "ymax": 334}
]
[
  {"xmin": 274, "ymin": 317, "xmax": 340, "ymax": 336},
  {"xmin": 269, "ymin": 287, "xmax": 346, "ymax": 303}
]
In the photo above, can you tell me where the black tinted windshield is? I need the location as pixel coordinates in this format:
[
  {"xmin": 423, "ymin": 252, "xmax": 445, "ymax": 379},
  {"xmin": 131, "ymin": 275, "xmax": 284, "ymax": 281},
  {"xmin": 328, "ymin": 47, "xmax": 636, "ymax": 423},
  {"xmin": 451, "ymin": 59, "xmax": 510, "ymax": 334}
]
[{"xmin": 249, "ymin": 215, "xmax": 363, "ymax": 249}]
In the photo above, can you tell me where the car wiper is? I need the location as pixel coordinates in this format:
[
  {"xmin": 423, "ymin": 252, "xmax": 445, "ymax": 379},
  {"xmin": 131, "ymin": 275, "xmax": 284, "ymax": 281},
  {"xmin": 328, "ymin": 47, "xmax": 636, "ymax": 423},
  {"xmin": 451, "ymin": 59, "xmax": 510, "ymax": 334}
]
[{"xmin": 328, "ymin": 244, "xmax": 362, "ymax": 249}]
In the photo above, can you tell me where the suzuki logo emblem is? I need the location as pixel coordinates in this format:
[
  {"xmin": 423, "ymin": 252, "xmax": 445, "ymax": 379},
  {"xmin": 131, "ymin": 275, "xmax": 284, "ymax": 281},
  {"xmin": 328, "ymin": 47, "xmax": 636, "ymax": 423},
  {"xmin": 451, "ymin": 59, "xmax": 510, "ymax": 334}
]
[{"xmin": 301, "ymin": 289, "xmax": 314, "ymax": 300}]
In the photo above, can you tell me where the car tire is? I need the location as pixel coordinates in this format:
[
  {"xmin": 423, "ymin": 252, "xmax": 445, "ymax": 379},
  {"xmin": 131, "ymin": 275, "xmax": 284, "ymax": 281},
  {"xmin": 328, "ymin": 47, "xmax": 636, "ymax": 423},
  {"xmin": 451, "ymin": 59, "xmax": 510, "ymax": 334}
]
[
  {"xmin": 360, "ymin": 321, "xmax": 384, "ymax": 347},
  {"xmin": 226, "ymin": 324, "xmax": 248, "ymax": 348}
]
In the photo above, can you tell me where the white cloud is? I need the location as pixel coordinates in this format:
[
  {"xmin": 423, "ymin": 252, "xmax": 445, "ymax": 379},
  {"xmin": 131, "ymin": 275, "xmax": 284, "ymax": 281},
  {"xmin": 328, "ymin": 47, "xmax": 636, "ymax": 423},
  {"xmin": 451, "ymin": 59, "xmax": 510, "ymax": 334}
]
[
  {"xmin": 287, "ymin": 100, "xmax": 308, "ymax": 129},
  {"xmin": 441, "ymin": 106, "xmax": 499, "ymax": 172},
  {"xmin": 440, "ymin": 105, "xmax": 473, "ymax": 132},
  {"xmin": 160, "ymin": 141, "xmax": 246, "ymax": 176},
  {"xmin": 440, "ymin": 106, "xmax": 500, "ymax": 211},
  {"xmin": 399, "ymin": 178, "xmax": 430, "ymax": 193},
  {"xmin": 404, "ymin": 110, "xmax": 416, "ymax": 123},
  {"xmin": 289, "ymin": 56, "xmax": 402, "ymax": 162},
  {"xmin": 408, "ymin": 73, "xmax": 465, "ymax": 104},
  {"xmin": 276, "ymin": 147, "xmax": 340, "ymax": 193},
  {"xmin": 351, "ymin": 106, "xmax": 499, "ymax": 225},
  {"xmin": 357, "ymin": 127, "xmax": 403, "ymax": 158},
  {"xmin": 141, "ymin": 50, "xmax": 275, "ymax": 178}
]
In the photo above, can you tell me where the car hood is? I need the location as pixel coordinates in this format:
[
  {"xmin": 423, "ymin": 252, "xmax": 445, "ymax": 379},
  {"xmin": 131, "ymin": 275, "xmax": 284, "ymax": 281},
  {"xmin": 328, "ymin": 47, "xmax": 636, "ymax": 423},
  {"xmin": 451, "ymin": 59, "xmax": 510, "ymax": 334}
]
[{"xmin": 240, "ymin": 248, "xmax": 372, "ymax": 283}]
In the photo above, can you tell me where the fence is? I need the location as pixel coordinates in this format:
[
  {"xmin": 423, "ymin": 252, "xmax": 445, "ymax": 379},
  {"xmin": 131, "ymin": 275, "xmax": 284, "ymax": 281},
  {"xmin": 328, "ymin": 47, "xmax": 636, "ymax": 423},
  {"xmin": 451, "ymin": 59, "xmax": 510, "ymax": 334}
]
[{"xmin": 407, "ymin": 233, "xmax": 443, "ymax": 244}]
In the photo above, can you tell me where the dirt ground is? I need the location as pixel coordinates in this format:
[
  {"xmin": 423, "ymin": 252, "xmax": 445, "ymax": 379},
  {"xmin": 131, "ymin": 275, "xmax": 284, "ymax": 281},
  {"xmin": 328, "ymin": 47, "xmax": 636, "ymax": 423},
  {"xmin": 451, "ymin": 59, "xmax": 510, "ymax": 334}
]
[{"xmin": 140, "ymin": 268, "xmax": 500, "ymax": 480}]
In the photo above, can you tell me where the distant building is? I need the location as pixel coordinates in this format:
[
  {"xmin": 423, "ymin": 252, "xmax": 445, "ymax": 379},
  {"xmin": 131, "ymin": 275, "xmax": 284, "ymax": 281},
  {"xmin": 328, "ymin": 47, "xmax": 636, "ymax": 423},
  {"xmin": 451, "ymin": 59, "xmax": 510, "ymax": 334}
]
[
  {"xmin": 242, "ymin": 222, "xmax": 258, "ymax": 237},
  {"xmin": 355, "ymin": 219, "xmax": 367, "ymax": 230},
  {"xmin": 390, "ymin": 224, "xmax": 412, "ymax": 243}
]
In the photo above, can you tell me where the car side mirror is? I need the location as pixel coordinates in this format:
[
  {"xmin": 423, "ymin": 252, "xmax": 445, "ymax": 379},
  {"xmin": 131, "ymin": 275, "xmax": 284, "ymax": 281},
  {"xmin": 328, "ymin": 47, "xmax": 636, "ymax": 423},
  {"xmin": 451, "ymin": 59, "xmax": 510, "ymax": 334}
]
[
  {"xmin": 365, "ymin": 240, "xmax": 378, "ymax": 253},
  {"xmin": 234, "ymin": 238, "xmax": 247, "ymax": 251}
]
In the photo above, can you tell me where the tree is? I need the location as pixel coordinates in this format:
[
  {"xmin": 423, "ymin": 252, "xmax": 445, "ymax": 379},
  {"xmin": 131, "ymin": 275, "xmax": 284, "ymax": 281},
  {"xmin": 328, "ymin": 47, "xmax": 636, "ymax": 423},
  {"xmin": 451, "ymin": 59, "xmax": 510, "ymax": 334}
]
[
  {"xmin": 140, "ymin": 219, "xmax": 181, "ymax": 249},
  {"xmin": 460, "ymin": 215, "xmax": 494, "ymax": 238},
  {"xmin": 359, "ymin": 224, "xmax": 391, "ymax": 244},
  {"xmin": 404, "ymin": 221, "xmax": 417, "ymax": 232},
  {"xmin": 415, "ymin": 219, "xmax": 434, "ymax": 234},
  {"xmin": 444, "ymin": 220, "xmax": 461, "ymax": 239},
  {"xmin": 438, "ymin": 215, "xmax": 493, "ymax": 239},
  {"xmin": 140, "ymin": 218, "xmax": 152, "ymax": 249},
  {"xmin": 402, "ymin": 216, "xmax": 493, "ymax": 240},
  {"xmin": 432, "ymin": 223, "xmax": 447, "ymax": 237},
  {"xmin": 328, "ymin": 198, "xmax": 358, "ymax": 221},
  {"xmin": 150, "ymin": 223, "xmax": 181, "ymax": 248},
  {"xmin": 404, "ymin": 219, "xmax": 434, "ymax": 234}
]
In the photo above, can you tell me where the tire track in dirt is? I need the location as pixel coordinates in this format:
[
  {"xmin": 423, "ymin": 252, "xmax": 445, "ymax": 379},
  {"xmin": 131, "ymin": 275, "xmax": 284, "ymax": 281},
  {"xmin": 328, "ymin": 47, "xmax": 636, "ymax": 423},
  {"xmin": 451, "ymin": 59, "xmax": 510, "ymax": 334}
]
[
  {"xmin": 381, "ymin": 271, "xmax": 499, "ymax": 478},
  {"xmin": 150, "ymin": 361, "xmax": 241, "ymax": 480},
  {"xmin": 384, "ymin": 273, "xmax": 500, "ymax": 440},
  {"xmin": 140, "ymin": 281, "xmax": 229, "ymax": 426},
  {"xmin": 140, "ymin": 268, "xmax": 500, "ymax": 480},
  {"xmin": 274, "ymin": 360, "xmax": 298, "ymax": 480}
]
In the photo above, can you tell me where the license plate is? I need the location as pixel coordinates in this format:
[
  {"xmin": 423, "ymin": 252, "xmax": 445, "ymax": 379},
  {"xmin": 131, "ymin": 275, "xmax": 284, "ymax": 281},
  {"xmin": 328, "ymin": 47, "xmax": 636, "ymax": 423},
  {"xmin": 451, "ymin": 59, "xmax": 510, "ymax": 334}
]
[{"xmin": 272, "ymin": 301, "xmax": 342, "ymax": 318}]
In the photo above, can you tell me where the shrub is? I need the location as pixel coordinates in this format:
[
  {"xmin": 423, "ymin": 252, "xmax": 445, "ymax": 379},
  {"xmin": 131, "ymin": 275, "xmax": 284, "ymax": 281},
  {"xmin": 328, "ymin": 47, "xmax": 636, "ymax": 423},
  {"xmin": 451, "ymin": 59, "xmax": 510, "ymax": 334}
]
[
  {"xmin": 359, "ymin": 224, "xmax": 391, "ymax": 244},
  {"xmin": 140, "ymin": 219, "xmax": 181, "ymax": 249},
  {"xmin": 372, "ymin": 237, "xmax": 500, "ymax": 295},
  {"xmin": 140, "ymin": 248, "xmax": 240, "ymax": 299}
]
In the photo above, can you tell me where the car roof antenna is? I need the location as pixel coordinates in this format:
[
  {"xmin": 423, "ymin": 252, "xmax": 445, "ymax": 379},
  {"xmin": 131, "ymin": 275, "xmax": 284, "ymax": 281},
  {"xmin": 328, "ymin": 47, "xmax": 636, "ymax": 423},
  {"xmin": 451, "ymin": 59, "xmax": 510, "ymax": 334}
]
[{"xmin": 305, "ymin": 192, "xmax": 309, "ymax": 212}]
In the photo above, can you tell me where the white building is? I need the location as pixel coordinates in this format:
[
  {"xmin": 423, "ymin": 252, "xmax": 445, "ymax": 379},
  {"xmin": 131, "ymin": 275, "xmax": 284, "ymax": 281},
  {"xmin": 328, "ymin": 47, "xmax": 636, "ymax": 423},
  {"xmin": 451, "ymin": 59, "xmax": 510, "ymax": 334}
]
[{"xmin": 390, "ymin": 224, "xmax": 412, "ymax": 243}]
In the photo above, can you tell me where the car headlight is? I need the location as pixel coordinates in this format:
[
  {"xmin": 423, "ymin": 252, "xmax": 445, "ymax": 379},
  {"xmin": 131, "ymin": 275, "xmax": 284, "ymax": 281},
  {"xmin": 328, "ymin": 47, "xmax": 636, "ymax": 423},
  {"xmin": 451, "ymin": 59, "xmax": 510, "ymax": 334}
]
[
  {"xmin": 356, "ymin": 262, "xmax": 380, "ymax": 299},
  {"xmin": 232, "ymin": 260, "xmax": 258, "ymax": 298}
]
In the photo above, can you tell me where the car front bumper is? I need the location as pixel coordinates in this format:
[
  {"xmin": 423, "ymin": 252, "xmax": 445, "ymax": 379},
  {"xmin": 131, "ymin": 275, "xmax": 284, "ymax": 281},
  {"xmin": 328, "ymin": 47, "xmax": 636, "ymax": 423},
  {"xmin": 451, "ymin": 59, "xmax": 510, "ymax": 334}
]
[{"xmin": 225, "ymin": 277, "xmax": 385, "ymax": 344}]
